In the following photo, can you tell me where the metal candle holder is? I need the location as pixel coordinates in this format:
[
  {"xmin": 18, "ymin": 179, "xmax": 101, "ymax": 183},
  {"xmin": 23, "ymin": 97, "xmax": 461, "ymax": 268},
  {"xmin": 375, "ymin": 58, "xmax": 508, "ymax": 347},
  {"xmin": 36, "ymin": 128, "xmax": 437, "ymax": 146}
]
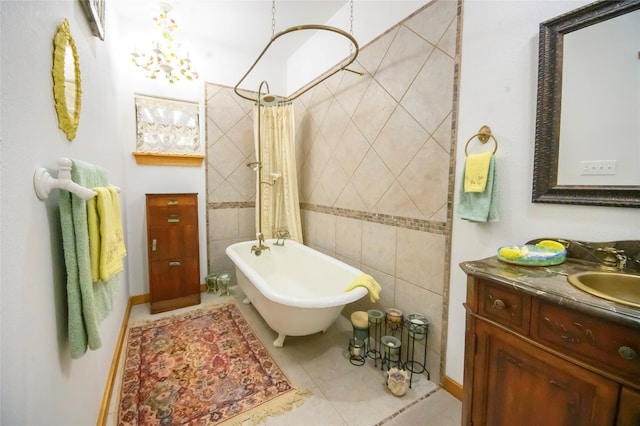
[
  {"xmin": 367, "ymin": 309, "xmax": 383, "ymax": 366},
  {"xmin": 403, "ymin": 313, "xmax": 431, "ymax": 386},
  {"xmin": 381, "ymin": 335, "xmax": 403, "ymax": 371},
  {"xmin": 348, "ymin": 337, "xmax": 366, "ymax": 366}
]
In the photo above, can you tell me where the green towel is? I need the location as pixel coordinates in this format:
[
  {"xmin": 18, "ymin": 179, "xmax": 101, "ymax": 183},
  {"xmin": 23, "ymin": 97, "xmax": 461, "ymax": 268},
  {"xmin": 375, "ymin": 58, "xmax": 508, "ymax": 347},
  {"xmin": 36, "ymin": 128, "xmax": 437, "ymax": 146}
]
[
  {"xmin": 59, "ymin": 160, "xmax": 120, "ymax": 359},
  {"xmin": 457, "ymin": 155, "xmax": 499, "ymax": 222}
]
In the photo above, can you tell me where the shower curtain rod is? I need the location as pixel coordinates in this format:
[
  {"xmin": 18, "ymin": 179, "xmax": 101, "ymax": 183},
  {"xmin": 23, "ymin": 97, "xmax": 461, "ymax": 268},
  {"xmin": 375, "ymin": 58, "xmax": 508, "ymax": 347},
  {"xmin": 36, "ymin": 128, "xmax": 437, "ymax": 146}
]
[{"xmin": 234, "ymin": 24, "xmax": 363, "ymax": 104}]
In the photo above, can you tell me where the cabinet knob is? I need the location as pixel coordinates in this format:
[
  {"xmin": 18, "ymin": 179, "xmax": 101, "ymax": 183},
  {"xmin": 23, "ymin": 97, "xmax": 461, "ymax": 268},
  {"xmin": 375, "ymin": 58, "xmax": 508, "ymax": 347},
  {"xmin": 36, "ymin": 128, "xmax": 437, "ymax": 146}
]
[
  {"xmin": 167, "ymin": 200, "xmax": 179, "ymax": 205},
  {"xmin": 167, "ymin": 215, "xmax": 180, "ymax": 223},
  {"xmin": 493, "ymin": 299, "xmax": 506, "ymax": 310},
  {"xmin": 169, "ymin": 261, "xmax": 181, "ymax": 266},
  {"xmin": 618, "ymin": 346, "xmax": 637, "ymax": 360}
]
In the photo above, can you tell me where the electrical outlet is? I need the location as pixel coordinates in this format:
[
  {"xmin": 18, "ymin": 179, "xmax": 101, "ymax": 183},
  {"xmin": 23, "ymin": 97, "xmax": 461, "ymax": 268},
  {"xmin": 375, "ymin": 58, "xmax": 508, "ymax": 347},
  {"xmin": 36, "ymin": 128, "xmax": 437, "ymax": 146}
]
[{"xmin": 580, "ymin": 160, "xmax": 617, "ymax": 176}]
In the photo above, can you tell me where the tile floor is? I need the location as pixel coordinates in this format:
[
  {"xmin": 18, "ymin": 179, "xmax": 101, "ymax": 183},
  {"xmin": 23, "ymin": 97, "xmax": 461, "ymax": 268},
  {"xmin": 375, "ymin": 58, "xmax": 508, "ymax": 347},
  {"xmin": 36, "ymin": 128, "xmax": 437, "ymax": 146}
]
[{"xmin": 107, "ymin": 289, "xmax": 461, "ymax": 425}]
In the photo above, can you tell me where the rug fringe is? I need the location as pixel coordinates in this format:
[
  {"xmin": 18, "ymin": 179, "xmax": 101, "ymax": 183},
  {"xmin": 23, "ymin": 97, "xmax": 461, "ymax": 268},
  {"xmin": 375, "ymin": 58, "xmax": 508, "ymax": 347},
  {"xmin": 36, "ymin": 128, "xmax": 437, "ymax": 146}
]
[{"xmin": 223, "ymin": 388, "xmax": 313, "ymax": 426}]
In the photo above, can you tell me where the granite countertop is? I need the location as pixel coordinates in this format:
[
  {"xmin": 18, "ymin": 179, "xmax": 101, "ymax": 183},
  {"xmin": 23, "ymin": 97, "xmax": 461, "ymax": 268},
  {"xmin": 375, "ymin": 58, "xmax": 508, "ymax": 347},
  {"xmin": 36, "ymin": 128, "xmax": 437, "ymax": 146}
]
[{"xmin": 460, "ymin": 256, "xmax": 640, "ymax": 329}]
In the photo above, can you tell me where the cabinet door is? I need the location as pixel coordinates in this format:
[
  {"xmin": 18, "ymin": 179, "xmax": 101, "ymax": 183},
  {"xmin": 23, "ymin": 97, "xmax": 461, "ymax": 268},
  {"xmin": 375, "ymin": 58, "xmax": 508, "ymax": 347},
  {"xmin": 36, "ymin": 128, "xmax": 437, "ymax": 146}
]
[
  {"xmin": 618, "ymin": 387, "xmax": 640, "ymax": 426},
  {"xmin": 472, "ymin": 321, "xmax": 618, "ymax": 426},
  {"xmin": 149, "ymin": 257, "xmax": 200, "ymax": 302},
  {"xmin": 147, "ymin": 221, "xmax": 199, "ymax": 261}
]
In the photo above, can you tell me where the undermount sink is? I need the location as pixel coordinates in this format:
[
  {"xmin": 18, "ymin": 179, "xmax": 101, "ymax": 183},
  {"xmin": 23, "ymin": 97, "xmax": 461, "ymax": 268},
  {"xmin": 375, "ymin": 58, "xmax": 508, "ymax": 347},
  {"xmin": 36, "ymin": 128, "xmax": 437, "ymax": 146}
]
[{"xmin": 567, "ymin": 271, "xmax": 640, "ymax": 309}]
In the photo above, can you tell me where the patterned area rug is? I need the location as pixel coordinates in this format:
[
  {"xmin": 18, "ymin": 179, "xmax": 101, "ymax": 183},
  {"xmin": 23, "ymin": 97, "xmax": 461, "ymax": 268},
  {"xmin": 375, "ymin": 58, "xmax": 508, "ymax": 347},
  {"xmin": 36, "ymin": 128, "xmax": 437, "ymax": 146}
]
[{"xmin": 117, "ymin": 303, "xmax": 309, "ymax": 425}]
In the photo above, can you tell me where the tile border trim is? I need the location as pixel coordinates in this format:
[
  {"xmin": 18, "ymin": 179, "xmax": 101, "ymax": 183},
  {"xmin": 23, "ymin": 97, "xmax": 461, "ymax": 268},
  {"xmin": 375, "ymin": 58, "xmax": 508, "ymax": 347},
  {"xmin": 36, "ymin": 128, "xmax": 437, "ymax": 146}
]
[
  {"xmin": 207, "ymin": 202, "xmax": 448, "ymax": 235},
  {"xmin": 301, "ymin": 203, "xmax": 448, "ymax": 235}
]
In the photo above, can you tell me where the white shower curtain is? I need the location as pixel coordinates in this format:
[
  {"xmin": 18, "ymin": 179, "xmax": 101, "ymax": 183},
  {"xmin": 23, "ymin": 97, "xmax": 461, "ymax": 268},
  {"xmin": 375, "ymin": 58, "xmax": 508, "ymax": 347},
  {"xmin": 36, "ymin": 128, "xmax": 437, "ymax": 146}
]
[{"xmin": 254, "ymin": 103, "xmax": 303, "ymax": 243}]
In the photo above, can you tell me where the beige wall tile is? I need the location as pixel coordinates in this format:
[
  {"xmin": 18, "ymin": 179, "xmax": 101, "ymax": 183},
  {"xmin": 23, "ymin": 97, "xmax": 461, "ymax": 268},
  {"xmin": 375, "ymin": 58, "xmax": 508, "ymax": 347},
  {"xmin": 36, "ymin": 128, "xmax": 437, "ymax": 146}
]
[
  {"xmin": 209, "ymin": 208, "xmax": 238, "ymax": 241},
  {"xmin": 394, "ymin": 278, "xmax": 443, "ymax": 356},
  {"xmin": 315, "ymin": 212, "xmax": 336, "ymax": 252},
  {"xmin": 238, "ymin": 207, "xmax": 256, "ymax": 240},
  {"xmin": 374, "ymin": 106, "xmax": 428, "ymax": 176},
  {"xmin": 402, "ymin": 48, "xmax": 455, "ymax": 135},
  {"xmin": 396, "ymin": 228, "xmax": 446, "ymax": 294},
  {"xmin": 362, "ymin": 222, "xmax": 396, "ymax": 276},
  {"xmin": 335, "ymin": 216, "xmax": 362, "ymax": 263},
  {"xmin": 375, "ymin": 26, "xmax": 434, "ymax": 102},
  {"xmin": 351, "ymin": 149, "xmax": 395, "ymax": 210}
]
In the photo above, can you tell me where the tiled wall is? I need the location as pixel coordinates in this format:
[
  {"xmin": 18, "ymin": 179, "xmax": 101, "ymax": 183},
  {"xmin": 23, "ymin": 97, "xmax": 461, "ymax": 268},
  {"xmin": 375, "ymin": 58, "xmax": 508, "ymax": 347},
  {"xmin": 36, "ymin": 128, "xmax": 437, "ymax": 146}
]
[{"xmin": 205, "ymin": 0, "xmax": 459, "ymax": 384}]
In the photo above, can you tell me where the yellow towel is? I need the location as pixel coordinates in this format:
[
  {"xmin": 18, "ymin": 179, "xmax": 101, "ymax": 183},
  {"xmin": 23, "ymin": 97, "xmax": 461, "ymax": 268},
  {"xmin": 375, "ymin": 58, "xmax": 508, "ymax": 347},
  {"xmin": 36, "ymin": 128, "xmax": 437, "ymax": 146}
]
[
  {"xmin": 109, "ymin": 186, "xmax": 127, "ymax": 259},
  {"xmin": 87, "ymin": 195, "xmax": 101, "ymax": 282},
  {"xmin": 93, "ymin": 187, "xmax": 126, "ymax": 281},
  {"xmin": 464, "ymin": 151, "xmax": 493, "ymax": 192},
  {"xmin": 345, "ymin": 274, "xmax": 382, "ymax": 303}
]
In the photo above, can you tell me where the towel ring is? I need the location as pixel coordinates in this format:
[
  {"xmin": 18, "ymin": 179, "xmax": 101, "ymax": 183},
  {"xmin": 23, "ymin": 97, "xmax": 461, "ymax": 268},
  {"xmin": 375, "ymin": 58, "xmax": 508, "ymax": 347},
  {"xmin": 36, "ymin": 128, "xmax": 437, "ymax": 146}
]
[{"xmin": 464, "ymin": 125, "xmax": 498, "ymax": 156}]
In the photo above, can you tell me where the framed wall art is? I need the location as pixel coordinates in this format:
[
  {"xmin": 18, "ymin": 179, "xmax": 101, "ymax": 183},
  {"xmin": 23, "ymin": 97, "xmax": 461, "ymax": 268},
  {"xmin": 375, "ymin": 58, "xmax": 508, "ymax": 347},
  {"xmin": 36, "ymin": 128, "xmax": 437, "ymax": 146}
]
[{"xmin": 79, "ymin": 0, "xmax": 105, "ymax": 40}]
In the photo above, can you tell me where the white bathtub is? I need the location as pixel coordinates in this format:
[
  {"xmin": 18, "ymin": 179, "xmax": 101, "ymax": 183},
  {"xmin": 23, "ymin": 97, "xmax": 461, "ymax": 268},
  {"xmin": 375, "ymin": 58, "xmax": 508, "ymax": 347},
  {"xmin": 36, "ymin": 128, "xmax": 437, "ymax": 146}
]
[{"xmin": 225, "ymin": 239, "xmax": 368, "ymax": 347}]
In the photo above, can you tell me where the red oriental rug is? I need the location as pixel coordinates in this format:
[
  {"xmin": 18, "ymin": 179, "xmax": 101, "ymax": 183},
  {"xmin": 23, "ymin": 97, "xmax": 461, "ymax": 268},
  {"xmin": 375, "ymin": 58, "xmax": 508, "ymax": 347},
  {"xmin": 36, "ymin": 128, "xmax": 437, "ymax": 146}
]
[{"xmin": 117, "ymin": 303, "xmax": 309, "ymax": 425}]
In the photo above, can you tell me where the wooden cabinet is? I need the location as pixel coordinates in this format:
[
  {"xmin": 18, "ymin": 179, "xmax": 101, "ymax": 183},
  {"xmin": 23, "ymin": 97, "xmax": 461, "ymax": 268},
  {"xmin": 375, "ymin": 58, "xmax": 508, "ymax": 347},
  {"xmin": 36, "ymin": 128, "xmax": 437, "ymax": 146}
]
[
  {"xmin": 146, "ymin": 193, "xmax": 201, "ymax": 314},
  {"xmin": 618, "ymin": 387, "xmax": 640, "ymax": 426},
  {"xmin": 463, "ymin": 276, "xmax": 640, "ymax": 426}
]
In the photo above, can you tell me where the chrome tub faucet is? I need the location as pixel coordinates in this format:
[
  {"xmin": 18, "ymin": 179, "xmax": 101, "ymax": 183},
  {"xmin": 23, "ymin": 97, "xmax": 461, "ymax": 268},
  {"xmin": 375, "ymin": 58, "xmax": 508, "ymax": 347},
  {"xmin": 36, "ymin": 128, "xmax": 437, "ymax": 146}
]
[{"xmin": 251, "ymin": 233, "xmax": 270, "ymax": 256}]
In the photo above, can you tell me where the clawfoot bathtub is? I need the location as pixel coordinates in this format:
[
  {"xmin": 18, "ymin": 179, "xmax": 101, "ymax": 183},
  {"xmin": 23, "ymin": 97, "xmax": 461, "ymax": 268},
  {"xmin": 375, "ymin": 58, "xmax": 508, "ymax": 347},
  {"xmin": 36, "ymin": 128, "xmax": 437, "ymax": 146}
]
[{"xmin": 225, "ymin": 239, "xmax": 368, "ymax": 347}]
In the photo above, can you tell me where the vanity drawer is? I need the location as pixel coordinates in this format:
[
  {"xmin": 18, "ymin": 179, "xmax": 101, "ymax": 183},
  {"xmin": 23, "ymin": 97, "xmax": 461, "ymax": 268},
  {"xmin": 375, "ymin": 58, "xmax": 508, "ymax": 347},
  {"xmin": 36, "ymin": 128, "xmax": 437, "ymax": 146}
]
[
  {"xmin": 531, "ymin": 299, "xmax": 640, "ymax": 385},
  {"xmin": 478, "ymin": 279, "xmax": 531, "ymax": 335},
  {"xmin": 146, "ymin": 193, "xmax": 197, "ymax": 208}
]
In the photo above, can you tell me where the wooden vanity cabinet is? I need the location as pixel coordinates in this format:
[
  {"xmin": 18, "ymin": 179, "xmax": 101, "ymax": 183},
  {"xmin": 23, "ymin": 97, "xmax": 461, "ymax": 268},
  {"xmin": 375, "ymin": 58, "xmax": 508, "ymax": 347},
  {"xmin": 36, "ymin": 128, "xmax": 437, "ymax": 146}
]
[
  {"xmin": 146, "ymin": 193, "xmax": 201, "ymax": 314},
  {"xmin": 463, "ymin": 276, "xmax": 640, "ymax": 426},
  {"xmin": 618, "ymin": 387, "xmax": 640, "ymax": 426}
]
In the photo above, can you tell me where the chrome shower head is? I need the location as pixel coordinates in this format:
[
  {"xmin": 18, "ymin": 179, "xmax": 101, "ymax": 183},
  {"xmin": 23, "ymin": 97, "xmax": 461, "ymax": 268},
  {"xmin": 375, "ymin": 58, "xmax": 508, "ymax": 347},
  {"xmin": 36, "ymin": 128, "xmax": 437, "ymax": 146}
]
[{"xmin": 259, "ymin": 94, "xmax": 280, "ymax": 106}]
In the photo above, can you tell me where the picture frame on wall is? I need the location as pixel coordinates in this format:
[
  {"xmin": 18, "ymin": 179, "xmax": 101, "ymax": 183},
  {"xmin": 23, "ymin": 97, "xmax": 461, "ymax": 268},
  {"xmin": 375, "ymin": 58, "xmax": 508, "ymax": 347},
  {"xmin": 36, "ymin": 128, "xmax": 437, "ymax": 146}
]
[{"xmin": 79, "ymin": 0, "xmax": 105, "ymax": 40}]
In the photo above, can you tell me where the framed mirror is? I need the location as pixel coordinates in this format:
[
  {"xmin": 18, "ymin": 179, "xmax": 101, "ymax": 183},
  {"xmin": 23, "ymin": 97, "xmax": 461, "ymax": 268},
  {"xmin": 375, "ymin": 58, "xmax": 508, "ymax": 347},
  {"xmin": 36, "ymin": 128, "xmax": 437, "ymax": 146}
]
[
  {"xmin": 532, "ymin": 0, "xmax": 640, "ymax": 207},
  {"xmin": 52, "ymin": 19, "xmax": 82, "ymax": 141}
]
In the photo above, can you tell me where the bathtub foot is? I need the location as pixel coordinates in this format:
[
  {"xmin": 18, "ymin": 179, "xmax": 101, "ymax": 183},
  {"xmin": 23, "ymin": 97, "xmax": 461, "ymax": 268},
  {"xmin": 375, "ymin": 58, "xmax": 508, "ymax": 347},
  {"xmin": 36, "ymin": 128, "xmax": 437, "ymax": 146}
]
[
  {"xmin": 243, "ymin": 297, "xmax": 251, "ymax": 305},
  {"xmin": 273, "ymin": 334, "xmax": 286, "ymax": 347}
]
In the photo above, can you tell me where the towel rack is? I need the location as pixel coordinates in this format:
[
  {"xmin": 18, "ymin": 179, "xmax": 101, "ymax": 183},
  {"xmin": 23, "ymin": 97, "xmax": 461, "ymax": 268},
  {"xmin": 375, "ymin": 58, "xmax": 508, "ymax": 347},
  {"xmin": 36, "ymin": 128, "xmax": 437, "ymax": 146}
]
[
  {"xmin": 33, "ymin": 157, "xmax": 119, "ymax": 200},
  {"xmin": 464, "ymin": 125, "xmax": 498, "ymax": 156}
]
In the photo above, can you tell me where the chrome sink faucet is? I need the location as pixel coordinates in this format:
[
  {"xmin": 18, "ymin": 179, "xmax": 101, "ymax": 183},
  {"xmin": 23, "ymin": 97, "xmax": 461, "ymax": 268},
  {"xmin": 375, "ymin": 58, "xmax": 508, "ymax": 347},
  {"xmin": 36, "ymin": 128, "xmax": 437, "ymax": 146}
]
[
  {"xmin": 597, "ymin": 247, "xmax": 626, "ymax": 272},
  {"xmin": 251, "ymin": 232, "xmax": 270, "ymax": 256}
]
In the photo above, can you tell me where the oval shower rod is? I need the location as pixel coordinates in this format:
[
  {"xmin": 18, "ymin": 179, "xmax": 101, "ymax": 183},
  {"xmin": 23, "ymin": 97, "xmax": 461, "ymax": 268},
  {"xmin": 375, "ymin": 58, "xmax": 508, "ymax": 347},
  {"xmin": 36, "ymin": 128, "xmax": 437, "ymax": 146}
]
[{"xmin": 234, "ymin": 24, "xmax": 363, "ymax": 103}]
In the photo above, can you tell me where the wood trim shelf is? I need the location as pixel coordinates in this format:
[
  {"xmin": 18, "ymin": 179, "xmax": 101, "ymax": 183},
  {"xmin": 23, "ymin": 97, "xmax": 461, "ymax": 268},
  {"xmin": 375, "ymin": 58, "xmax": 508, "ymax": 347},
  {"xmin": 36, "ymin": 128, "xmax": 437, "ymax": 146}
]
[{"xmin": 132, "ymin": 152, "xmax": 204, "ymax": 167}]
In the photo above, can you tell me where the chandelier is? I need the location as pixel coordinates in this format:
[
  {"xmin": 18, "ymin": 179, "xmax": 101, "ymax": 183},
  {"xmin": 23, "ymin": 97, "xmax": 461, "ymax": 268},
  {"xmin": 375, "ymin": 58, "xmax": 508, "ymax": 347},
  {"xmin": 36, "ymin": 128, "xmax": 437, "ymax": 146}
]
[{"xmin": 130, "ymin": 3, "xmax": 199, "ymax": 83}]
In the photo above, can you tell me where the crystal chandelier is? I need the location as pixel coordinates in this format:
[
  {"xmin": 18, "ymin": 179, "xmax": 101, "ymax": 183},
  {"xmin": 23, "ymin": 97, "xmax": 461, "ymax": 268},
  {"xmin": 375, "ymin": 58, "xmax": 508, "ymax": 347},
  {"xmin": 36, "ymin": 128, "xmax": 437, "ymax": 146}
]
[{"xmin": 131, "ymin": 3, "xmax": 199, "ymax": 83}]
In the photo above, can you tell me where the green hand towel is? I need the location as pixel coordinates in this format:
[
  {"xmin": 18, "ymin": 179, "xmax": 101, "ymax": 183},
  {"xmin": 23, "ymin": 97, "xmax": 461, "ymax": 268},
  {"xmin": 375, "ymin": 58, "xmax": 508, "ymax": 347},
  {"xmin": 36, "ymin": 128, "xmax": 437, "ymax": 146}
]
[
  {"xmin": 59, "ymin": 159, "xmax": 120, "ymax": 359},
  {"xmin": 457, "ymin": 155, "xmax": 499, "ymax": 222}
]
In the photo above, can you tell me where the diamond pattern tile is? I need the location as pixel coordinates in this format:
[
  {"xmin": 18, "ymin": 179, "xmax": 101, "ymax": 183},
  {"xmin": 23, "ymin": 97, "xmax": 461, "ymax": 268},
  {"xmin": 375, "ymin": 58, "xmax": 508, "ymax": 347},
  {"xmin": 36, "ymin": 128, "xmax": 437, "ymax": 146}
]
[
  {"xmin": 405, "ymin": 0, "xmax": 457, "ymax": 46},
  {"xmin": 351, "ymin": 149, "xmax": 395, "ymax": 211},
  {"xmin": 357, "ymin": 27, "xmax": 398, "ymax": 76},
  {"xmin": 375, "ymin": 25, "xmax": 434, "ymax": 102},
  {"xmin": 227, "ymin": 115, "xmax": 254, "ymax": 157},
  {"xmin": 398, "ymin": 139, "xmax": 450, "ymax": 219},
  {"xmin": 352, "ymin": 79, "xmax": 397, "ymax": 144},
  {"xmin": 207, "ymin": 89, "xmax": 247, "ymax": 133},
  {"xmin": 209, "ymin": 135, "xmax": 246, "ymax": 179},
  {"xmin": 402, "ymin": 49, "xmax": 455, "ymax": 135},
  {"xmin": 373, "ymin": 105, "xmax": 428, "ymax": 176},
  {"xmin": 333, "ymin": 122, "xmax": 370, "ymax": 179}
]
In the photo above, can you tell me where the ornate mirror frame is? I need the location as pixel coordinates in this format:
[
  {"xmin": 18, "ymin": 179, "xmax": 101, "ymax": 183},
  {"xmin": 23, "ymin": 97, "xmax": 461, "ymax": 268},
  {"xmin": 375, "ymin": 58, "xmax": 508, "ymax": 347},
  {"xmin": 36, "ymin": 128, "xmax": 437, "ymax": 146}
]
[
  {"xmin": 532, "ymin": 0, "xmax": 640, "ymax": 207},
  {"xmin": 52, "ymin": 19, "xmax": 82, "ymax": 141}
]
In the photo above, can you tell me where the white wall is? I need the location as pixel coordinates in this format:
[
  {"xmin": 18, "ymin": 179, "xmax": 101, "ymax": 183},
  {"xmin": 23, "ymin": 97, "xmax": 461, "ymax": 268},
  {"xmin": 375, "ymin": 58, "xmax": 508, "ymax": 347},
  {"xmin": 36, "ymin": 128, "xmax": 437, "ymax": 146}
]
[
  {"xmin": 1, "ymin": 1, "xmax": 130, "ymax": 423},
  {"xmin": 446, "ymin": 0, "xmax": 640, "ymax": 385}
]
